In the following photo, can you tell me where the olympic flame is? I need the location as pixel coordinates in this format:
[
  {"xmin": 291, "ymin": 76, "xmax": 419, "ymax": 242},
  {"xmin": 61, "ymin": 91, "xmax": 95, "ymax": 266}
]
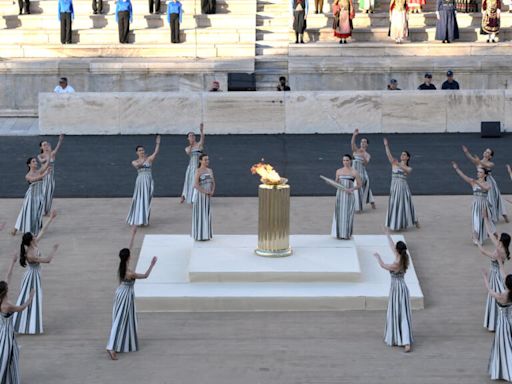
[{"xmin": 250, "ymin": 162, "xmax": 286, "ymax": 185}]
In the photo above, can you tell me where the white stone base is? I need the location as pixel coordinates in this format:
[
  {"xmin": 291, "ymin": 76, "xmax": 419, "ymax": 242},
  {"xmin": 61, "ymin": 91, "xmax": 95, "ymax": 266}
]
[{"xmin": 135, "ymin": 234, "xmax": 424, "ymax": 312}]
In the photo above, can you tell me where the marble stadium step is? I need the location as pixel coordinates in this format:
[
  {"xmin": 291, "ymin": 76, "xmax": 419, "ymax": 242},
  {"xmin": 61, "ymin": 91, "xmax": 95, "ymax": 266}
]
[
  {"xmin": 255, "ymin": 56, "xmax": 288, "ymax": 70},
  {"xmin": 256, "ymin": 28, "xmax": 289, "ymax": 41},
  {"xmin": 256, "ymin": 45, "xmax": 288, "ymax": 54}
]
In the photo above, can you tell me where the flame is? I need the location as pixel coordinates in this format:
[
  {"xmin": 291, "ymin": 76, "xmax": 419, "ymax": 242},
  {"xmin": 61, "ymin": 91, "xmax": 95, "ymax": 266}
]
[{"xmin": 250, "ymin": 162, "xmax": 284, "ymax": 185}]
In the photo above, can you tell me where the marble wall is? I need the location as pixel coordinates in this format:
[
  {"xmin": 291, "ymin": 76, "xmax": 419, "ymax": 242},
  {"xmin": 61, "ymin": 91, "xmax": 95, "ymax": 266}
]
[{"xmin": 39, "ymin": 90, "xmax": 512, "ymax": 134}]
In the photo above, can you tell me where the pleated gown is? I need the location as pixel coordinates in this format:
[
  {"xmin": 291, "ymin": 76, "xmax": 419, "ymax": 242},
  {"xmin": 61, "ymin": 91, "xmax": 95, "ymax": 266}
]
[
  {"xmin": 488, "ymin": 303, "xmax": 512, "ymax": 381},
  {"xmin": 384, "ymin": 270, "xmax": 413, "ymax": 347},
  {"xmin": 487, "ymin": 173, "xmax": 507, "ymax": 223},
  {"xmin": 352, "ymin": 154, "xmax": 374, "ymax": 212},
  {"xmin": 331, "ymin": 175, "xmax": 356, "ymax": 239},
  {"xmin": 0, "ymin": 312, "xmax": 20, "ymax": 384},
  {"xmin": 106, "ymin": 280, "xmax": 138, "ymax": 353},
  {"xmin": 14, "ymin": 180, "xmax": 44, "ymax": 236},
  {"xmin": 181, "ymin": 147, "xmax": 202, "ymax": 204},
  {"xmin": 13, "ymin": 263, "xmax": 43, "ymax": 334},
  {"xmin": 192, "ymin": 172, "xmax": 213, "ymax": 241},
  {"xmin": 485, "ymin": 260, "xmax": 505, "ymax": 332},
  {"xmin": 41, "ymin": 158, "xmax": 55, "ymax": 216},
  {"xmin": 472, "ymin": 184, "xmax": 495, "ymax": 244},
  {"xmin": 126, "ymin": 162, "xmax": 154, "ymax": 226},
  {"xmin": 385, "ymin": 168, "xmax": 417, "ymax": 231}
]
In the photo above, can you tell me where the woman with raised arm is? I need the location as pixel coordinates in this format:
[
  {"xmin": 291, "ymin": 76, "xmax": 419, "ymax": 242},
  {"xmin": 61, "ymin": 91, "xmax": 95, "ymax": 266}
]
[
  {"xmin": 181, "ymin": 124, "xmax": 205, "ymax": 204},
  {"xmin": 0, "ymin": 252, "xmax": 35, "ymax": 382},
  {"xmin": 374, "ymin": 229, "xmax": 413, "ymax": 352},
  {"xmin": 192, "ymin": 153, "xmax": 215, "ymax": 241},
  {"xmin": 483, "ymin": 266, "xmax": 512, "ymax": 381},
  {"xmin": 383, "ymin": 138, "xmax": 419, "ymax": 231},
  {"xmin": 106, "ymin": 227, "xmax": 157, "ymax": 360},
  {"xmin": 38, "ymin": 134, "xmax": 64, "ymax": 216},
  {"xmin": 11, "ymin": 157, "xmax": 51, "ymax": 237},
  {"xmin": 462, "ymin": 146, "xmax": 508, "ymax": 223},
  {"xmin": 351, "ymin": 129, "xmax": 375, "ymax": 212},
  {"xmin": 13, "ymin": 210, "xmax": 58, "ymax": 335},
  {"xmin": 478, "ymin": 216, "xmax": 510, "ymax": 332},
  {"xmin": 452, "ymin": 162, "xmax": 495, "ymax": 245},
  {"xmin": 126, "ymin": 135, "xmax": 161, "ymax": 227},
  {"xmin": 331, "ymin": 154, "xmax": 362, "ymax": 240}
]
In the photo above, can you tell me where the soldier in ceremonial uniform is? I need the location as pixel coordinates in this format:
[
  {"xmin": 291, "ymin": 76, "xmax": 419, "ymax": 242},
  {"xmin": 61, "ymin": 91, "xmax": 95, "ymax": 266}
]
[{"xmin": 436, "ymin": 0, "xmax": 459, "ymax": 43}]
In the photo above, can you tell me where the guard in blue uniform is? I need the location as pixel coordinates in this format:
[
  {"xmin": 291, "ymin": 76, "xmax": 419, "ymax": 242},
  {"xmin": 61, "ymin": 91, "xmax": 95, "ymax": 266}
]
[
  {"xmin": 116, "ymin": 0, "xmax": 133, "ymax": 44},
  {"xmin": 58, "ymin": 0, "xmax": 74, "ymax": 44},
  {"xmin": 167, "ymin": 0, "xmax": 183, "ymax": 43}
]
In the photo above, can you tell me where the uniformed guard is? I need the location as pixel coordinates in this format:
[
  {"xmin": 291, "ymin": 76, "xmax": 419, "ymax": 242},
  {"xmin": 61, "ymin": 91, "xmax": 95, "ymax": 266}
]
[
  {"xmin": 58, "ymin": 0, "xmax": 74, "ymax": 44},
  {"xmin": 116, "ymin": 0, "xmax": 133, "ymax": 44}
]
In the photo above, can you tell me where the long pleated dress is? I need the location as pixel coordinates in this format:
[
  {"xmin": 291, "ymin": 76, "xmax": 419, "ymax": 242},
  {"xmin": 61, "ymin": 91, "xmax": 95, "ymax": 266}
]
[
  {"xmin": 106, "ymin": 279, "xmax": 138, "ymax": 353},
  {"xmin": 353, "ymin": 153, "xmax": 374, "ymax": 212},
  {"xmin": 0, "ymin": 312, "xmax": 20, "ymax": 384},
  {"xmin": 472, "ymin": 184, "xmax": 495, "ymax": 244},
  {"xmin": 126, "ymin": 162, "xmax": 154, "ymax": 226},
  {"xmin": 331, "ymin": 174, "xmax": 356, "ymax": 239},
  {"xmin": 487, "ymin": 172, "xmax": 507, "ymax": 223},
  {"xmin": 384, "ymin": 270, "xmax": 413, "ymax": 347},
  {"xmin": 385, "ymin": 167, "xmax": 417, "ymax": 231},
  {"xmin": 13, "ymin": 260, "xmax": 43, "ymax": 335},
  {"xmin": 181, "ymin": 147, "xmax": 202, "ymax": 204},
  {"xmin": 488, "ymin": 302, "xmax": 512, "ymax": 381},
  {"xmin": 41, "ymin": 158, "xmax": 55, "ymax": 216},
  {"xmin": 389, "ymin": 0, "xmax": 409, "ymax": 40},
  {"xmin": 192, "ymin": 172, "xmax": 213, "ymax": 241},
  {"xmin": 14, "ymin": 180, "xmax": 44, "ymax": 236},
  {"xmin": 485, "ymin": 259, "xmax": 505, "ymax": 332}
]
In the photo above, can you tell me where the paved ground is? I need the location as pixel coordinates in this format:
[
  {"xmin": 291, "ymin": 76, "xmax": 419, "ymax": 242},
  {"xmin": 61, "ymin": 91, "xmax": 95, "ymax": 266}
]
[
  {"xmin": 1, "ymin": 133, "xmax": 511, "ymax": 198},
  {"xmin": 0, "ymin": 195, "xmax": 511, "ymax": 384}
]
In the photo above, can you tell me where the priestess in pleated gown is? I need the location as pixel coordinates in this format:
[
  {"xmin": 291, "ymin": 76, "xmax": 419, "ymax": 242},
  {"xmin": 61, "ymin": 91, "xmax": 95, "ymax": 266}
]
[
  {"xmin": 385, "ymin": 167, "xmax": 417, "ymax": 231},
  {"xmin": 106, "ymin": 279, "xmax": 138, "ymax": 353},
  {"xmin": 40, "ymin": 158, "xmax": 55, "ymax": 216},
  {"xmin": 352, "ymin": 153, "xmax": 374, "ymax": 212},
  {"xmin": 487, "ymin": 170, "xmax": 508, "ymax": 223},
  {"xmin": 182, "ymin": 147, "xmax": 202, "ymax": 204},
  {"xmin": 13, "ymin": 257, "xmax": 43, "ymax": 335},
  {"xmin": 488, "ymin": 302, "xmax": 512, "ymax": 381},
  {"xmin": 332, "ymin": 174, "xmax": 356, "ymax": 239},
  {"xmin": 485, "ymin": 259, "xmax": 505, "ymax": 332},
  {"xmin": 472, "ymin": 183, "xmax": 495, "ymax": 244},
  {"xmin": 126, "ymin": 161, "xmax": 154, "ymax": 226},
  {"xmin": 14, "ymin": 180, "xmax": 44, "ymax": 236},
  {"xmin": 0, "ymin": 311, "xmax": 20, "ymax": 383},
  {"xmin": 192, "ymin": 171, "xmax": 214, "ymax": 241},
  {"xmin": 384, "ymin": 270, "xmax": 414, "ymax": 347}
]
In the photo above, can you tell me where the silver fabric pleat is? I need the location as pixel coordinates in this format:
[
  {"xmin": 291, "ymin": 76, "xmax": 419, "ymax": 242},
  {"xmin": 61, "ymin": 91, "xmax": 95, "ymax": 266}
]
[
  {"xmin": 0, "ymin": 312, "xmax": 20, "ymax": 384},
  {"xmin": 126, "ymin": 163, "xmax": 154, "ymax": 226},
  {"xmin": 182, "ymin": 148, "xmax": 202, "ymax": 204},
  {"xmin": 487, "ymin": 173, "xmax": 507, "ymax": 223},
  {"xmin": 106, "ymin": 280, "xmax": 138, "ymax": 353},
  {"xmin": 13, "ymin": 264, "xmax": 43, "ymax": 335},
  {"xmin": 41, "ymin": 160, "xmax": 55, "ymax": 216},
  {"xmin": 352, "ymin": 154, "xmax": 374, "ymax": 212},
  {"xmin": 485, "ymin": 260, "xmax": 505, "ymax": 331},
  {"xmin": 472, "ymin": 186, "xmax": 495, "ymax": 244},
  {"xmin": 192, "ymin": 172, "xmax": 213, "ymax": 241},
  {"xmin": 14, "ymin": 181, "xmax": 44, "ymax": 236},
  {"xmin": 384, "ymin": 271, "xmax": 413, "ymax": 347},
  {"xmin": 331, "ymin": 175, "xmax": 355, "ymax": 239},
  {"xmin": 385, "ymin": 168, "xmax": 417, "ymax": 231},
  {"xmin": 488, "ymin": 304, "xmax": 512, "ymax": 381}
]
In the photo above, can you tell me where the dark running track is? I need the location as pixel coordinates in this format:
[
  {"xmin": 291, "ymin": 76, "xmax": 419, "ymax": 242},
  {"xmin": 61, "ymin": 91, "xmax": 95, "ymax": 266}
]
[{"xmin": 1, "ymin": 133, "xmax": 511, "ymax": 198}]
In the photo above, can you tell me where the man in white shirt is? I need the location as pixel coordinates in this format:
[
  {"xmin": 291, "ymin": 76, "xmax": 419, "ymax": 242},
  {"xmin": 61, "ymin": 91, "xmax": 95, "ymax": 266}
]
[{"xmin": 54, "ymin": 77, "xmax": 75, "ymax": 93}]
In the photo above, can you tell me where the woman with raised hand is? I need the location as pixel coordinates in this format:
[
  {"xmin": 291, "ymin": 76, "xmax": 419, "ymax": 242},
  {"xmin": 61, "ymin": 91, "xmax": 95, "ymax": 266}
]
[
  {"xmin": 383, "ymin": 138, "xmax": 419, "ymax": 231},
  {"xmin": 478, "ymin": 216, "xmax": 510, "ymax": 332},
  {"xmin": 181, "ymin": 124, "xmax": 205, "ymax": 204},
  {"xmin": 106, "ymin": 227, "xmax": 157, "ymax": 360},
  {"xmin": 374, "ymin": 228, "xmax": 413, "ymax": 352},
  {"xmin": 192, "ymin": 153, "xmax": 215, "ymax": 241},
  {"xmin": 483, "ymin": 265, "xmax": 512, "ymax": 381},
  {"xmin": 462, "ymin": 146, "xmax": 508, "ymax": 223},
  {"xmin": 351, "ymin": 129, "xmax": 375, "ymax": 212},
  {"xmin": 126, "ymin": 135, "xmax": 160, "ymax": 227},
  {"xmin": 38, "ymin": 134, "xmax": 64, "ymax": 216},
  {"xmin": 13, "ymin": 210, "xmax": 58, "ymax": 334},
  {"xmin": 11, "ymin": 157, "xmax": 51, "ymax": 237},
  {"xmin": 0, "ymin": 252, "xmax": 35, "ymax": 382},
  {"xmin": 452, "ymin": 162, "xmax": 495, "ymax": 245}
]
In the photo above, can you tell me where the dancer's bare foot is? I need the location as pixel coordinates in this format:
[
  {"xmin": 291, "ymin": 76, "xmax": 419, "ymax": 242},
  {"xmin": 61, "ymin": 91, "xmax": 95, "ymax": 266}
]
[
  {"xmin": 504, "ymin": 215, "xmax": 509, "ymax": 223},
  {"xmin": 180, "ymin": 196, "xmax": 185, "ymax": 204},
  {"xmin": 415, "ymin": 220, "xmax": 420, "ymax": 229},
  {"xmin": 404, "ymin": 345, "xmax": 411, "ymax": 353},
  {"xmin": 107, "ymin": 350, "xmax": 118, "ymax": 360},
  {"xmin": 371, "ymin": 202, "xmax": 376, "ymax": 209},
  {"xmin": 10, "ymin": 228, "xmax": 16, "ymax": 236}
]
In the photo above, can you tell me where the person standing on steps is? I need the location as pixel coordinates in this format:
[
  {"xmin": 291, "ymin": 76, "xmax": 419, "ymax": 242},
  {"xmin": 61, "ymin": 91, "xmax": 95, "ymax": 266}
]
[
  {"xmin": 149, "ymin": 0, "xmax": 160, "ymax": 14},
  {"xmin": 167, "ymin": 0, "xmax": 183, "ymax": 43},
  {"xmin": 291, "ymin": 0, "xmax": 308, "ymax": 44},
  {"xmin": 436, "ymin": 0, "xmax": 459, "ymax": 43},
  {"xmin": 92, "ymin": 0, "xmax": 103, "ymax": 14},
  {"xmin": 58, "ymin": 0, "xmax": 74, "ymax": 44},
  {"xmin": 116, "ymin": 0, "xmax": 133, "ymax": 44},
  {"xmin": 332, "ymin": 0, "xmax": 355, "ymax": 44}
]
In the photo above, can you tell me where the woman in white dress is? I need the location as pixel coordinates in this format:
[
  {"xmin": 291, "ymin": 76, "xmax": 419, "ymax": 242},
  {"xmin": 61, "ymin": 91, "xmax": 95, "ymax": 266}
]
[
  {"xmin": 181, "ymin": 124, "xmax": 205, "ymax": 204},
  {"xmin": 192, "ymin": 153, "xmax": 215, "ymax": 241},
  {"xmin": 38, "ymin": 134, "xmax": 64, "ymax": 216},
  {"xmin": 351, "ymin": 129, "xmax": 375, "ymax": 212}
]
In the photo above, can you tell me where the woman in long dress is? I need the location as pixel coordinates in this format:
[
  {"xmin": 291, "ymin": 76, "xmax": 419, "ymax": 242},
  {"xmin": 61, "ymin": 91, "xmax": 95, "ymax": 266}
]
[
  {"xmin": 383, "ymin": 138, "xmax": 419, "ymax": 231},
  {"xmin": 463, "ymin": 146, "xmax": 508, "ymax": 223},
  {"xmin": 331, "ymin": 154, "xmax": 362, "ymax": 240},
  {"xmin": 0, "ymin": 252, "xmax": 35, "ymax": 383},
  {"xmin": 483, "ymin": 267, "xmax": 512, "ymax": 381},
  {"xmin": 456, "ymin": 0, "xmax": 478, "ymax": 12},
  {"xmin": 106, "ymin": 227, "xmax": 157, "ymax": 360},
  {"xmin": 478, "ymin": 217, "xmax": 510, "ymax": 331},
  {"xmin": 332, "ymin": 0, "xmax": 354, "ymax": 44},
  {"xmin": 481, "ymin": 0, "xmax": 501, "ymax": 42},
  {"xmin": 452, "ymin": 162, "xmax": 496, "ymax": 244},
  {"xmin": 409, "ymin": 0, "xmax": 425, "ymax": 12},
  {"xmin": 192, "ymin": 154, "xmax": 215, "ymax": 241},
  {"xmin": 374, "ymin": 228, "xmax": 413, "ymax": 352},
  {"xmin": 389, "ymin": 0, "xmax": 409, "ymax": 43},
  {"xmin": 351, "ymin": 129, "xmax": 375, "ymax": 212},
  {"xmin": 38, "ymin": 134, "xmax": 64, "ymax": 216},
  {"xmin": 181, "ymin": 124, "xmax": 205, "ymax": 204},
  {"xmin": 11, "ymin": 157, "xmax": 51, "ymax": 237},
  {"xmin": 292, "ymin": 0, "xmax": 308, "ymax": 44},
  {"xmin": 126, "ymin": 135, "xmax": 161, "ymax": 227},
  {"xmin": 13, "ymin": 210, "xmax": 58, "ymax": 335},
  {"xmin": 436, "ymin": 0, "xmax": 459, "ymax": 43},
  {"xmin": 360, "ymin": 0, "xmax": 374, "ymax": 13}
]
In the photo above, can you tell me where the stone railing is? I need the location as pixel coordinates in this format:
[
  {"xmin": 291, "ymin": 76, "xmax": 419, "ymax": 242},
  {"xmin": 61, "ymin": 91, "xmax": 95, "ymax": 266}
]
[{"xmin": 39, "ymin": 90, "xmax": 510, "ymax": 134}]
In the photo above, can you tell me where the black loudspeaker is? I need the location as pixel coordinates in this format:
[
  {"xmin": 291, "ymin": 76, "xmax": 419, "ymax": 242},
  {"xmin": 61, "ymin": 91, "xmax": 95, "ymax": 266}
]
[
  {"xmin": 481, "ymin": 121, "xmax": 501, "ymax": 138},
  {"xmin": 227, "ymin": 73, "xmax": 256, "ymax": 91}
]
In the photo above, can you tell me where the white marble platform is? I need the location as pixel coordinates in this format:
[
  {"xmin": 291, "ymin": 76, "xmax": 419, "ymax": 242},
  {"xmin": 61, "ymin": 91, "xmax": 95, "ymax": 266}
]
[{"xmin": 134, "ymin": 234, "xmax": 424, "ymax": 312}]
